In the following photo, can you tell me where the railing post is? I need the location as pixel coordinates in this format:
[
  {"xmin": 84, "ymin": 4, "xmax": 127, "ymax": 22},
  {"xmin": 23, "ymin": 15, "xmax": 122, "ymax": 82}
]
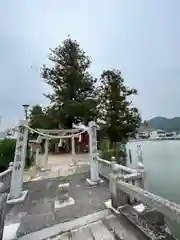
[
  {"xmin": 136, "ymin": 144, "xmax": 146, "ymax": 189},
  {"xmin": 8, "ymin": 162, "xmax": 13, "ymax": 170},
  {"xmin": 7, "ymin": 162, "xmax": 13, "ymax": 190},
  {"xmin": 0, "ymin": 182, "xmax": 7, "ymax": 239},
  {"xmin": 136, "ymin": 161, "xmax": 145, "ymax": 189},
  {"xmin": 137, "ymin": 144, "xmax": 143, "ymax": 163},
  {"xmin": 109, "ymin": 157, "xmax": 129, "ymax": 209}
]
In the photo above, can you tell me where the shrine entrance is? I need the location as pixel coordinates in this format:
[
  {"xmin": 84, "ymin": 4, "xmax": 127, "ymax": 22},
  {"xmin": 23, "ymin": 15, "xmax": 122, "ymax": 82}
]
[
  {"xmin": 7, "ymin": 121, "xmax": 99, "ymax": 204},
  {"xmin": 31, "ymin": 127, "xmax": 88, "ymax": 168}
]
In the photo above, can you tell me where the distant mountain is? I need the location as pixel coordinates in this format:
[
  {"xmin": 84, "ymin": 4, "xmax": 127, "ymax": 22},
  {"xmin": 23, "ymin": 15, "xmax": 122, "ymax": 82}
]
[{"xmin": 146, "ymin": 117, "xmax": 180, "ymax": 132}]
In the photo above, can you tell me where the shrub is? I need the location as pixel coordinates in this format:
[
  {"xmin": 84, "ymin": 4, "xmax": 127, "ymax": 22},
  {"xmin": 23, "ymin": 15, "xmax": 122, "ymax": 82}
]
[
  {"xmin": 99, "ymin": 138, "xmax": 127, "ymax": 165},
  {"xmin": 0, "ymin": 139, "xmax": 16, "ymax": 171}
]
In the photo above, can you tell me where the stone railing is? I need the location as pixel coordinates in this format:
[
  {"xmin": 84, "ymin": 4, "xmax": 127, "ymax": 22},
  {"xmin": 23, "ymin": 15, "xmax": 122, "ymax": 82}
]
[
  {"xmin": 97, "ymin": 156, "xmax": 138, "ymax": 180},
  {"xmin": 116, "ymin": 179, "xmax": 180, "ymax": 223},
  {"xmin": 0, "ymin": 182, "xmax": 7, "ymax": 239},
  {"xmin": 0, "ymin": 162, "xmax": 13, "ymax": 192},
  {"xmin": 97, "ymin": 157, "xmax": 112, "ymax": 178},
  {"xmin": 109, "ymin": 164, "xmax": 180, "ymax": 239}
]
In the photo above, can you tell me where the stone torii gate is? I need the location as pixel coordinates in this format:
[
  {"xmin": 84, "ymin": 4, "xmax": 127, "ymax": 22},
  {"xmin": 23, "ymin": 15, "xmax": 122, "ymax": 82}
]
[
  {"xmin": 35, "ymin": 128, "xmax": 83, "ymax": 169},
  {"xmin": 6, "ymin": 121, "xmax": 100, "ymax": 204}
]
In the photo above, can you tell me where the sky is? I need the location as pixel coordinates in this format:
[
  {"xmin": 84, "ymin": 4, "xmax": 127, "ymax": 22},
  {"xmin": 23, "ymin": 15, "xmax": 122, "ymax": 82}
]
[{"xmin": 0, "ymin": 0, "xmax": 180, "ymax": 130}]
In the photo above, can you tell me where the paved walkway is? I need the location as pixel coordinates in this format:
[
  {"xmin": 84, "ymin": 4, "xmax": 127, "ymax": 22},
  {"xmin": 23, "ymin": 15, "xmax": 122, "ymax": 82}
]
[
  {"xmin": 38, "ymin": 153, "xmax": 89, "ymax": 168},
  {"xmin": 4, "ymin": 154, "xmax": 173, "ymax": 239},
  {"xmin": 24, "ymin": 153, "xmax": 90, "ymax": 181},
  {"xmin": 4, "ymin": 169, "xmax": 173, "ymax": 240},
  {"xmin": 5, "ymin": 172, "xmax": 110, "ymax": 238}
]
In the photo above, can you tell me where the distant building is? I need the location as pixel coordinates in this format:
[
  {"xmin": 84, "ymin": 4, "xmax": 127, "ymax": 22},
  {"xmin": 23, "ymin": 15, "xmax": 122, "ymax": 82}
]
[
  {"xmin": 0, "ymin": 132, "xmax": 6, "ymax": 140},
  {"xmin": 136, "ymin": 127, "xmax": 167, "ymax": 139},
  {"xmin": 149, "ymin": 129, "xmax": 166, "ymax": 139},
  {"xmin": 0, "ymin": 130, "xmax": 16, "ymax": 141},
  {"xmin": 136, "ymin": 127, "xmax": 157, "ymax": 139}
]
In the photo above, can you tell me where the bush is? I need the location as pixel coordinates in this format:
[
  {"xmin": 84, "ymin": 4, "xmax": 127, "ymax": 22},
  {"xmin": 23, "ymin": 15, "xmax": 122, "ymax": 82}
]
[
  {"xmin": 0, "ymin": 139, "xmax": 16, "ymax": 171},
  {"xmin": 99, "ymin": 138, "xmax": 127, "ymax": 165}
]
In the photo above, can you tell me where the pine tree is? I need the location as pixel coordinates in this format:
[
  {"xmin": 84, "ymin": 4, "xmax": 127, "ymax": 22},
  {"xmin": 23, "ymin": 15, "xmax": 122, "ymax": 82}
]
[
  {"xmin": 28, "ymin": 105, "xmax": 58, "ymax": 130},
  {"xmin": 41, "ymin": 38, "xmax": 97, "ymax": 128},
  {"xmin": 98, "ymin": 69, "xmax": 141, "ymax": 147}
]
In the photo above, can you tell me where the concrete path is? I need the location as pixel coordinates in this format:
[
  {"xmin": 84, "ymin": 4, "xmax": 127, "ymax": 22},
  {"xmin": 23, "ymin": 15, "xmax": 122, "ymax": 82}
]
[
  {"xmin": 27, "ymin": 153, "xmax": 90, "ymax": 181},
  {"xmin": 5, "ymin": 172, "xmax": 110, "ymax": 238},
  {"xmin": 38, "ymin": 153, "xmax": 89, "ymax": 168}
]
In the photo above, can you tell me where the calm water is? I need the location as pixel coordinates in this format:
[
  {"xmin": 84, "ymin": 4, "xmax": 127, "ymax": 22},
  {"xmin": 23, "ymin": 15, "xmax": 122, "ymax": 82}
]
[{"xmin": 127, "ymin": 140, "xmax": 180, "ymax": 239}]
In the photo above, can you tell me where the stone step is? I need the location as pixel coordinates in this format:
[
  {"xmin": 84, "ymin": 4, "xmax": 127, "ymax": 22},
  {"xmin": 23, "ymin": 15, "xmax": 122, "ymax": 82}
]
[
  {"xmin": 71, "ymin": 225, "xmax": 93, "ymax": 240},
  {"xmin": 103, "ymin": 214, "xmax": 147, "ymax": 240},
  {"xmin": 52, "ymin": 232, "xmax": 69, "ymax": 240},
  {"xmin": 49, "ymin": 215, "xmax": 149, "ymax": 240},
  {"xmin": 89, "ymin": 220, "xmax": 115, "ymax": 240},
  {"xmin": 51, "ymin": 221, "xmax": 115, "ymax": 240}
]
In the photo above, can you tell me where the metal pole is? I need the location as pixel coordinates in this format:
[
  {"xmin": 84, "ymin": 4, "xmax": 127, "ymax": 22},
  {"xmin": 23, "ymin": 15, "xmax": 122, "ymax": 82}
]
[{"xmin": 25, "ymin": 110, "xmax": 28, "ymax": 120}]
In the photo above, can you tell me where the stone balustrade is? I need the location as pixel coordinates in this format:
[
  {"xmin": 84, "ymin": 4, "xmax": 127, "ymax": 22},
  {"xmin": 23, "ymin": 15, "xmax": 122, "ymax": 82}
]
[
  {"xmin": 0, "ymin": 162, "xmax": 13, "ymax": 192},
  {"xmin": 0, "ymin": 182, "xmax": 7, "ymax": 239},
  {"xmin": 97, "ymin": 156, "xmax": 138, "ymax": 180},
  {"xmin": 97, "ymin": 157, "xmax": 112, "ymax": 178},
  {"xmin": 109, "ymin": 164, "xmax": 180, "ymax": 226}
]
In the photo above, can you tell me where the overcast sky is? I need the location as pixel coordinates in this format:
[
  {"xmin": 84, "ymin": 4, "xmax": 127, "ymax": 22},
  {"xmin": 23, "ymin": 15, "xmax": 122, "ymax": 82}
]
[{"xmin": 0, "ymin": 0, "xmax": 180, "ymax": 130}]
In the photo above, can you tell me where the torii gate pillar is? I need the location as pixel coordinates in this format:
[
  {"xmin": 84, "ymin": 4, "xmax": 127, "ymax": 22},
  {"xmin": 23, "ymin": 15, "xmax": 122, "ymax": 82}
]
[
  {"xmin": 86, "ymin": 121, "xmax": 100, "ymax": 185},
  {"xmin": 7, "ymin": 120, "xmax": 29, "ymax": 204}
]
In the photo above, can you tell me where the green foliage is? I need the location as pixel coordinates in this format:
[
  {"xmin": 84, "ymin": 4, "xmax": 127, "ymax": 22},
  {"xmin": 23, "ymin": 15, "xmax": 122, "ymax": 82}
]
[
  {"xmin": 28, "ymin": 104, "xmax": 60, "ymax": 130},
  {"xmin": 49, "ymin": 139, "xmax": 59, "ymax": 153},
  {"xmin": 28, "ymin": 39, "xmax": 142, "ymax": 166},
  {"xmin": 41, "ymin": 37, "xmax": 98, "ymax": 128},
  {"xmin": 99, "ymin": 138, "xmax": 126, "ymax": 165},
  {"xmin": 97, "ymin": 69, "xmax": 141, "ymax": 145},
  {"xmin": 0, "ymin": 139, "xmax": 16, "ymax": 171}
]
